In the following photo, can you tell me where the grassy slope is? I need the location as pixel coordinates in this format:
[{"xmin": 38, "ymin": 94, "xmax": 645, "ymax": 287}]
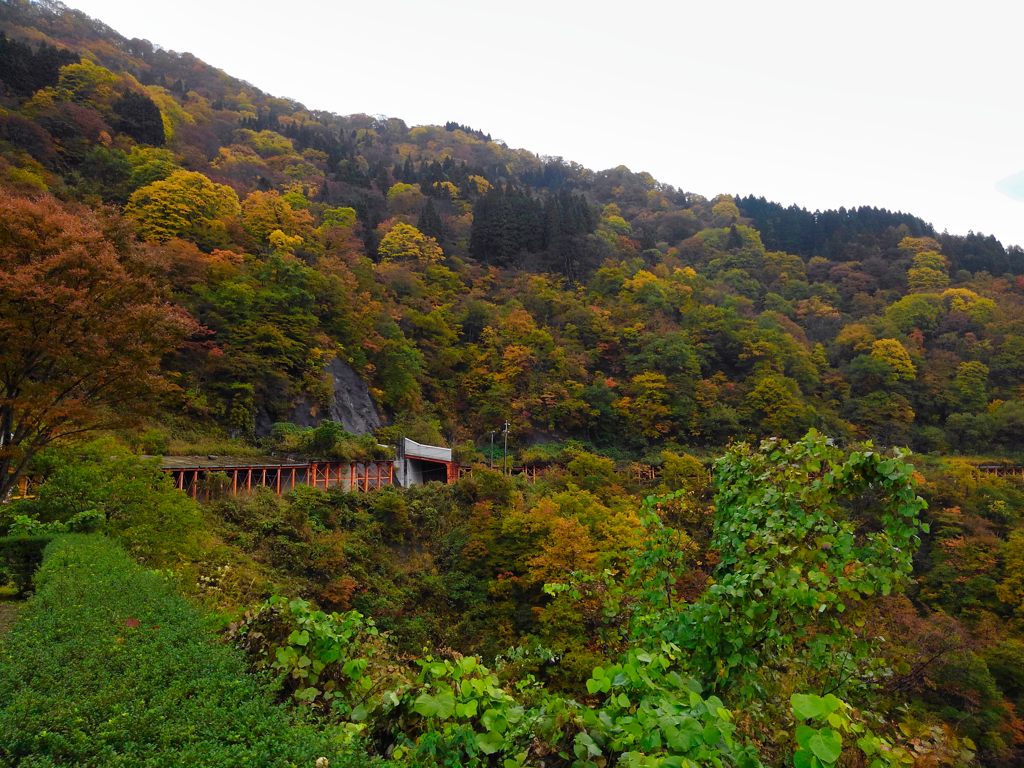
[{"xmin": 0, "ymin": 534, "xmax": 372, "ymax": 768}]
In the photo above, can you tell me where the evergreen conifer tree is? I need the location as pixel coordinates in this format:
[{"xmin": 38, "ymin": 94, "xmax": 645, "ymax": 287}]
[
  {"xmin": 113, "ymin": 90, "xmax": 166, "ymax": 146},
  {"xmin": 402, "ymin": 156, "xmax": 416, "ymax": 183},
  {"xmin": 417, "ymin": 199, "xmax": 445, "ymax": 245},
  {"xmin": 542, "ymin": 195, "xmax": 561, "ymax": 250}
]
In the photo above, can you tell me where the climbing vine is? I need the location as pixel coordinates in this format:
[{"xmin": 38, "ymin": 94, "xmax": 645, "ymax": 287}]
[{"xmin": 648, "ymin": 430, "xmax": 927, "ymax": 700}]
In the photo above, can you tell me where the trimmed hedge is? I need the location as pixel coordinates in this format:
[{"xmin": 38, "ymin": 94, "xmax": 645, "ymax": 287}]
[
  {"xmin": 0, "ymin": 536, "xmax": 52, "ymax": 596},
  {"xmin": 0, "ymin": 534, "xmax": 372, "ymax": 767}
]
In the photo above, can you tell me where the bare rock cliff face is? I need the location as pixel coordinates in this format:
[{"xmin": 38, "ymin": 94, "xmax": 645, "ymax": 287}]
[{"xmin": 256, "ymin": 359, "xmax": 382, "ymax": 436}]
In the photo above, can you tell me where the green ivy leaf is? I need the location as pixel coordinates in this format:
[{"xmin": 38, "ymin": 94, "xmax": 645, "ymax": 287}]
[
  {"xmin": 476, "ymin": 730, "xmax": 505, "ymax": 755},
  {"xmin": 482, "ymin": 709, "xmax": 509, "ymax": 734},
  {"xmin": 791, "ymin": 694, "xmax": 826, "ymax": 721},
  {"xmin": 294, "ymin": 685, "xmax": 318, "ymax": 701},
  {"xmin": 413, "ymin": 692, "xmax": 456, "ymax": 720},
  {"xmin": 809, "ymin": 727, "xmax": 842, "ymax": 764},
  {"xmin": 575, "ymin": 732, "xmax": 602, "ymax": 757},
  {"xmin": 795, "ymin": 725, "xmax": 817, "ymax": 750}
]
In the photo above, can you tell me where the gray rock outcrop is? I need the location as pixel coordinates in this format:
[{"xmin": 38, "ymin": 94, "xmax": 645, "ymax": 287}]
[
  {"xmin": 257, "ymin": 358, "xmax": 382, "ymax": 437},
  {"xmin": 328, "ymin": 359, "xmax": 383, "ymax": 433}
]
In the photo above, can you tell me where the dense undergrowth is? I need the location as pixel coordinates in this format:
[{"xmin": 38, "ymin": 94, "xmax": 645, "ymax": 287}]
[{"xmin": 1, "ymin": 432, "xmax": 1013, "ymax": 767}]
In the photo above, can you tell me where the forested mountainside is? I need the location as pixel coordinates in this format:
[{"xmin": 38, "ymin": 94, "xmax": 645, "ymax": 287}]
[
  {"xmin": 5, "ymin": 2, "xmax": 1024, "ymax": 768},
  {"xmin": 3, "ymin": 0, "xmax": 1023, "ymax": 457}
]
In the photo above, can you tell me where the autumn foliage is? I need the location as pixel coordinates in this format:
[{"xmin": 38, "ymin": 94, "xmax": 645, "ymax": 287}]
[
  {"xmin": 3, "ymin": 5, "xmax": 1024, "ymax": 765},
  {"xmin": 0, "ymin": 191, "xmax": 196, "ymax": 498}
]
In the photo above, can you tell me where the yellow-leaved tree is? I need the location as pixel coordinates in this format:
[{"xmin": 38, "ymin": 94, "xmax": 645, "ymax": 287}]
[
  {"xmin": 25, "ymin": 59, "xmax": 119, "ymax": 115},
  {"xmin": 378, "ymin": 223, "xmax": 443, "ymax": 264},
  {"xmin": 940, "ymin": 288, "xmax": 996, "ymax": 323},
  {"xmin": 241, "ymin": 190, "xmax": 313, "ymax": 245},
  {"xmin": 870, "ymin": 339, "xmax": 916, "ymax": 382},
  {"xmin": 527, "ymin": 516, "xmax": 599, "ymax": 585},
  {"xmin": 614, "ymin": 372, "xmax": 672, "ymax": 439},
  {"xmin": 126, "ymin": 170, "xmax": 240, "ymax": 248},
  {"xmin": 899, "ymin": 236, "xmax": 949, "ymax": 289}
]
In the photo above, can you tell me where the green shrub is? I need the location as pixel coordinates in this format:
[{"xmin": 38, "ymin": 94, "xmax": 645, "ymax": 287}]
[
  {"xmin": 9, "ymin": 438, "xmax": 204, "ymax": 567},
  {"xmin": 266, "ymin": 421, "xmax": 392, "ymax": 462},
  {"xmin": 566, "ymin": 451, "xmax": 617, "ymax": 492},
  {"xmin": 0, "ymin": 534, "xmax": 375, "ymax": 767},
  {"xmin": 659, "ymin": 451, "xmax": 709, "ymax": 495},
  {"xmin": 136, "ymin": 428, "xmax": 169, "ymax": 455},
  {"xmin": 229, "ymin": 596, "xmax": 401, "ymax": 735},
  {"xmin": 0, "ymin": 536, "xmax": 52, "ymax": 596}
]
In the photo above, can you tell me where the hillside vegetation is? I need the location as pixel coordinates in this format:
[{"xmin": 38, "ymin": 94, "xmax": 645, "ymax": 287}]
[
  {"xmin": 0, "ymin": 535, "xmax": 356, "ymax": 766},
  {"xmin": 2, "ymin": 0, "xmax": 1023, "ymax": 458},
  {"xmin": 2, "ymin": 2, "xmax": 1024, "ymax": 767}
]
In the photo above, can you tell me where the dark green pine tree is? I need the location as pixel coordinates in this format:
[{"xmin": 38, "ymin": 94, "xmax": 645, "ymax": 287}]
[
  {"xmin": 0, "ymin": 33, "xmax": 36, "ymax": 95},
  {"xmin": 542, "ymin": 194, "xmax": 561, "ymax": 250},
  {"xmin": 373, "ymin": 163, "xmax": 391, "ymax": 195},
  {"xmin": 507, "ymin": 185, "xmax": 543, "ymax": 253},
  {"xmin": 568, "ymin": 192, "xmax": 596, "ymax": 235},
  {"xmin": 113, "ymin": 90, "xmax": 166, "ymax": 146},
  {"xmin": 0, "ymin": 33, "xmax": 79, "ymax": 95},
  {"xmin": 727, "ymin": 223, "xmax": 744, "ymax": 250},
  {"xmin": 470, "ymin": 184, "xmax": 515, "ymax": 265},
  {"xmin": 447, "ymin": 162, "xmax": 470, "ymax": 196},
  {"xmin": 402, "ymin": 156, "xmax": 417, "ymax": 183},
  {"xmin": 420, "ymin": 160, "xmax": 444, "ymax": 195},
  {"xmin": 34, "ymin": 41, "xmax": 78, "ymax": 89},
  {"xmin": 469, "ymin": 184, "xmax": 497, "ymax": 262},
  {"xmin": 559, "ymin": 191, "xmax": 584, "ymax": 237},
  {"xmin": 417, "ymin": 199, "xmax": 445, "ymax": 245}
]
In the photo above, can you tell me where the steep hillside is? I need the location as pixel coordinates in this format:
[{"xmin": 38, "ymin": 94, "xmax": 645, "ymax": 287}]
[{"xmin": 3, "ymin": 0, "xmax": 1023, "ymax": 460}]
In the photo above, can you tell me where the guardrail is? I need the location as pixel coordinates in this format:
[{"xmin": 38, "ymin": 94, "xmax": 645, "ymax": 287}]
[{"xmin": 162, "ymin": 459, "xmax": 395, "ymax": 500}]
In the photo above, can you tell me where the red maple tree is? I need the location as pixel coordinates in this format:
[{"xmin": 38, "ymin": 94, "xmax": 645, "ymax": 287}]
[{"xmin": 0, "ymin": 190, "xmax": 197, "ymax": 500}]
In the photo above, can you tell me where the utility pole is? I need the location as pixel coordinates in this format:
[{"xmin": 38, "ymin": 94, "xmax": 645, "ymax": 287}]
[
  {"xmin": 502, "ymin": 420, "xmax": 510, "ymax": 475},
  {"xmin": 489, "ymin": 430, "xmax": 496, "ymax": 469}
]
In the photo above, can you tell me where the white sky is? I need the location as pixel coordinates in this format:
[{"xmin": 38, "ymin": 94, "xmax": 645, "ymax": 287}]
[{"xmin": 67, "ymin": 0, "xmax": 1024, "ymax": 248}]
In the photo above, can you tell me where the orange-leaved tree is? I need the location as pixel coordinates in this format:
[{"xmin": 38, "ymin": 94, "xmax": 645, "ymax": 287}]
[{"xmin": 0, "ymin": 191, "xmax": 197, "ymax": 500}]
